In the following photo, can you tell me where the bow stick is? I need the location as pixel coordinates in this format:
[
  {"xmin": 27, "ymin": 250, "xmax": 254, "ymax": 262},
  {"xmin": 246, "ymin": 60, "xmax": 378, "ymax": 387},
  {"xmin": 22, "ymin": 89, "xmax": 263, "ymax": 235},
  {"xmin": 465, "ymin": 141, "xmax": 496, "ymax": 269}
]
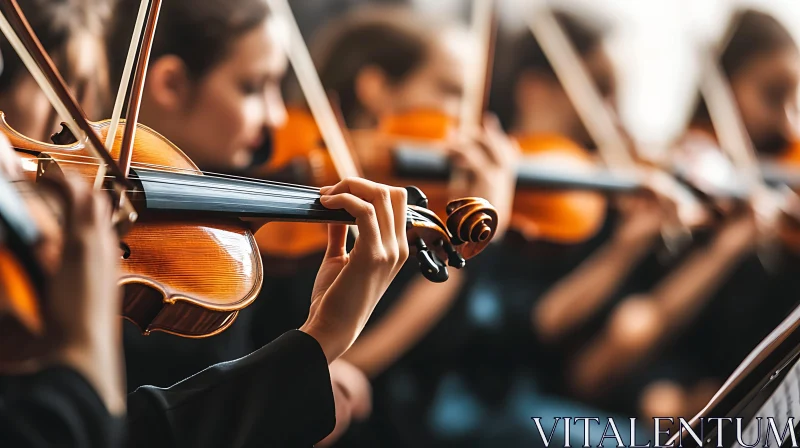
[
  {"xmin": 526, "ymin": 2, "xmax": 635, "ymax": 169},
  {"xmin": 459, "ymin": 0, "xmax": 496, "ymax": 133},
  {"xmin": 0, "ymin": 0, "xmax": 137, "ymax": 225},
  {"xmin": 265, "ymin": 0, "xmax": 362, "ymax": 180},
  {"xmin": 117, "ymin": 0, "xmax": 163, "ymax": 178},
  {"xmin": 104, "ymin": 0, "xmax": 150, "ymax": 154},
  {"xmin": 265, "ymin": 0, "xmax": 363, "ymax": 238}
]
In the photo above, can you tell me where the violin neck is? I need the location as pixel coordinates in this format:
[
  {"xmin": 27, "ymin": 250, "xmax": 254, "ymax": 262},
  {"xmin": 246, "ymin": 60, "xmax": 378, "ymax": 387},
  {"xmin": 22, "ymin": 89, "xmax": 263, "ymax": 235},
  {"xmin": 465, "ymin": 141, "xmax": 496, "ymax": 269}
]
[
  {"xmin": 392, "ymin": 146, "xmax": 641, "ymax": 193},
  {"xmin": 131, "ymin": 169, "xmax": 355, "ymax": 224}
]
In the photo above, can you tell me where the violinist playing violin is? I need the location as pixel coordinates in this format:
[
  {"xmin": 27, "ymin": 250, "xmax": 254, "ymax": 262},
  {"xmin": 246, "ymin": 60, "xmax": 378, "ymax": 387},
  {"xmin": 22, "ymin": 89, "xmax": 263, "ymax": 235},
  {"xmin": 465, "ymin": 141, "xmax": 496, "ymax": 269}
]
[
  {"xmin": 305, "ymin": 4, "xmax": 517, "ymax": 370},
  {"xmin": 105, "ymin": 1, "xmax": 429, "ymax": 443},
  {"xmin": 0, "ymin": 0, "xmax": 466, "ymax": 446},
  {"xmin": 107, "ymin": 0, "xmax": 293, "ymax": 391},
  {"xmin": 476, "ymin": 8, "xmax": 679, "ymax": 415},
  {"xmin": 0, "ymin": 138, "xmax": 420, "ymax": 448},
  {"xmin": 561, "ymin": 8, "xmax": 800, "ymax": 427}
]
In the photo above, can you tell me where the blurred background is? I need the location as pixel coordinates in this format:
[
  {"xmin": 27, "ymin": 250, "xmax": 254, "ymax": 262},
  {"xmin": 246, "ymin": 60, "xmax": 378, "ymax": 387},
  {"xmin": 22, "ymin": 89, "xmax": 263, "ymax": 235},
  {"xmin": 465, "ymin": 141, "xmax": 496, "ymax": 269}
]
[{"xmin": 291, "ymin": 0, "xmax": 800, "ymax": 153}]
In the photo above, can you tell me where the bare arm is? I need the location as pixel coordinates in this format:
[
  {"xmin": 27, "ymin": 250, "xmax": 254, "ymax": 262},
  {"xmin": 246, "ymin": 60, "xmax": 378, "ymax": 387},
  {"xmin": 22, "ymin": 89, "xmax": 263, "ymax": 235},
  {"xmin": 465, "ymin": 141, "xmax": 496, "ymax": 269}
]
[
  {"xmin": 570, "ymin": 213, "xmax": 756, "ymax": 396},
  {"xmin": 653, "ymin": 214, "xmax": 756, "ymax": 327},
  {"xmin": 534, "ymin": 223, "xmax": 659, "ymax": 343}
]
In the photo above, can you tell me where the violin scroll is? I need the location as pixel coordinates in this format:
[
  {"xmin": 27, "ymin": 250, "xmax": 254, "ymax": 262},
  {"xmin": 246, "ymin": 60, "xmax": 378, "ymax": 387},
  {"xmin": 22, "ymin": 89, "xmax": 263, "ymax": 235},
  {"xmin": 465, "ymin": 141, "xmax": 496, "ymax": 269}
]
[
  {"xmin": 404, "ymin": 189, "xmax": 497, "ymax": 282},
  {"xmin": 445, "ymin": 197, "xmax": 498, "ymax": 259}
]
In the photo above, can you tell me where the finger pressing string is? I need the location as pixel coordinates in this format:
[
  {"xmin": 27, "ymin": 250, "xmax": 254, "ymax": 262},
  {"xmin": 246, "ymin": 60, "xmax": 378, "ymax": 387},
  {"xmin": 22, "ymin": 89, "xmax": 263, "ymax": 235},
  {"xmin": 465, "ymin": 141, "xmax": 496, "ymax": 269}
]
[{"xmin": 320, "ymin": 192, "xmax": 381, "ymax": 247}]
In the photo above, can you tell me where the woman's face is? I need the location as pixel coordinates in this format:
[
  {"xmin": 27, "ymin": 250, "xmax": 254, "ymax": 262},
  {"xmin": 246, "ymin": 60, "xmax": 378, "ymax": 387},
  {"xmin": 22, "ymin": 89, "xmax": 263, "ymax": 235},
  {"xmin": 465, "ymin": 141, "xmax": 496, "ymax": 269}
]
[
  {"xmin": 383, "ymin": 28, "xmax": 467, "ymax": 118},
  {"xmin": 731, "ymin": 48, "xmax": 800, "ymax": 156},
  {"xmin": 0, "ymin": 35, "xmax": 106, "ymax": 143},
  {"xmin": 0, "ymin": 72, "xmax": 54, "ymax": 142},
  {"xmin": 169, "ymin": 19, "xmax": 288, "ymax": 171}
]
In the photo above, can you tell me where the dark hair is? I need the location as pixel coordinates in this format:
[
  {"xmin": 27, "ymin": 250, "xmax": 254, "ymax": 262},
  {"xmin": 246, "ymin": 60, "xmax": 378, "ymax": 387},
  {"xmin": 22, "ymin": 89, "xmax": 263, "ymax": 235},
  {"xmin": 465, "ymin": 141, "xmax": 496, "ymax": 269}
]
[
  {"xmin": 490, "ymin": 10, "xmax": 607, "ymax": 129},
  {"xmin": 0, "ymin": 0, "xmax": 110, "ymax": 113},
  {"xmin": 107, "ymin": 0, "xmax": 270, "ymax": 89},
  {"xmin": 308, "ymin": 6, "xmax": 434, "ymax": 127},
  {"xmin": 721, "ymin": 9, "xmax": 797, "ymax": 79},
  {"xmin": 691, "ymin": 9, "xmax": 798, "ymax": 126}
]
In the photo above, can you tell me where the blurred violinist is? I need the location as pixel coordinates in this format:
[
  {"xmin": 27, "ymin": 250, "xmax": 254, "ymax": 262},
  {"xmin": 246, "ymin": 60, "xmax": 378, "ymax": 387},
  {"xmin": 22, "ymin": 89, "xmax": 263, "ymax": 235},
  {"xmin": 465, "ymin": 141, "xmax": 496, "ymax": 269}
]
[
  {"xmin": 0, "ymin": 141, "xmax": 126, "ymax": 447},
  {"xmin": 263, "ymin": 6, "xmax": 521, "ymax": 447},
  {"xmin": 0, "ymin": 0, "xmax": 110, "ymax": 141},
  {"xmin": 565, "ymin": 8, "xmax": 800, "ymax": 423},
  {"xmin": 681, "ymin": 9, "xmax": 800, "ymax": 162},
  {"xmin": 309, "ymin": 5, "xmax": 518, "ymax": 229},
  {"xmin": 280, "ymin": 3, "xmax": 519, "ymax": 384},
  {"xmin": 512, "ymin": 11, "xmax": 670, "ymax": 349}
]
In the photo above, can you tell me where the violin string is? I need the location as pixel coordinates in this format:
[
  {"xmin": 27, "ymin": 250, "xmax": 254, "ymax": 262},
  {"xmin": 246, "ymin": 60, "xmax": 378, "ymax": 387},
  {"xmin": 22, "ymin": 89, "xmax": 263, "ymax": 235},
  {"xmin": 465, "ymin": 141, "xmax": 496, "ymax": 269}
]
[
  {"xmin": 96, "ymin": 185, "xmax": 435, "ymax": 224},
  {"xmin": 21, "ymin": 153, "xmax": 325, "ymax": 192},
  {"xmin": 28, "ymin": 156, "xmax": 450, "ymax": 207},
  {"xmin": 33, "ymin": 159, "xmax": 326, "ymax": 200},
  {"xmin": 81, "ymin": 172, "xmax": 437, "ymax": 215},
  {"xmin": 85, "ymin": 175, "xmax": 326, "ymax": 201},
  {"xmin": 21, "ymin": 157, "xmax": 450, "ymax": 225}
]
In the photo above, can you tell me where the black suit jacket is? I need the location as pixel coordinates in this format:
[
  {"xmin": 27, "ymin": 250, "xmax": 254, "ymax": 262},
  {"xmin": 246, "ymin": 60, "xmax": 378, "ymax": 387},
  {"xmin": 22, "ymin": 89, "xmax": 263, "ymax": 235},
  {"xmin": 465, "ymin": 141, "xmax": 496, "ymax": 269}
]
[{"xmin": 0, "ymin": 330, "xmax": 335, "ymax": 448}]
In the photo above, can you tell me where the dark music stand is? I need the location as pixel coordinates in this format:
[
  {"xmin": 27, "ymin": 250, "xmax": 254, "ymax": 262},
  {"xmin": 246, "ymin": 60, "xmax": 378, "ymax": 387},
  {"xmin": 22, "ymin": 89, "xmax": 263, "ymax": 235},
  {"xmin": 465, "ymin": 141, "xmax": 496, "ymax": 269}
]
[{"xmin": 675, "ymin": 304, "xmax": 800, "ymax": 448}]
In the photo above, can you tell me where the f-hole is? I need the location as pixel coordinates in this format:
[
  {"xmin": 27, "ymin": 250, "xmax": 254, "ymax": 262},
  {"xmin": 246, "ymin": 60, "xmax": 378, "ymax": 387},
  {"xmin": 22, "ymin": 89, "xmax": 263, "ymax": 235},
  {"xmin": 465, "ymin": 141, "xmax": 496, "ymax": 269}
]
[{"xmin": 120, "ymin": 242, "xmax": 131, "ymax": 259}]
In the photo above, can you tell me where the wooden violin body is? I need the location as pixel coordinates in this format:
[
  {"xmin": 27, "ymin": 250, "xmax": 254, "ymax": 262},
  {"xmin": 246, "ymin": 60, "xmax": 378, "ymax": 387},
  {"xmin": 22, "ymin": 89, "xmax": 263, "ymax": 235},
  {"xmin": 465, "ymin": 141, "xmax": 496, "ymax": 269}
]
[
  {"xmin": 509, "ymin": 134, "xmax": 607, "ymax": 243},
  {"xmin": 10, "ymin": 114, "xmax": 262, "ymax": 337}
]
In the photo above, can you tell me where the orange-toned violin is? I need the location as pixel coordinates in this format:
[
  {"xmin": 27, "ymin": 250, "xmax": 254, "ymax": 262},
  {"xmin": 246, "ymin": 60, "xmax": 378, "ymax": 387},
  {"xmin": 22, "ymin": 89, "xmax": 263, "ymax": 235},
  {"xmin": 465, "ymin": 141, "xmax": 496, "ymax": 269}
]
[
  {"xmin": 261, "ymin": 108, "xmax": 612, "ymax": 249},
  {"xmin": 777, "ymin": 140, "xmax": 800, "ymax": 166},
  {"xmin": 360, "ymin": 110, "xmax": 610, "ymax": 244}
]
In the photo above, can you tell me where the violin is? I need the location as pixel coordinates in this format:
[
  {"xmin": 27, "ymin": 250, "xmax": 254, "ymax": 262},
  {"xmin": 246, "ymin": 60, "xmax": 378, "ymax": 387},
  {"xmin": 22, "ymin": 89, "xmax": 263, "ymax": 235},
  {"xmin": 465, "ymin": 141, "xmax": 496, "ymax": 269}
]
[
  {"xmin": 9, "ymin": 116, "xmax": 498, "ymax": 337},
  {"xmin": 263, "ymin": 108, "xmax": 617, "ymax": 247},
  {"xmin": 357, "ymin": 110, "xmax": 610, "ymax": 244}
]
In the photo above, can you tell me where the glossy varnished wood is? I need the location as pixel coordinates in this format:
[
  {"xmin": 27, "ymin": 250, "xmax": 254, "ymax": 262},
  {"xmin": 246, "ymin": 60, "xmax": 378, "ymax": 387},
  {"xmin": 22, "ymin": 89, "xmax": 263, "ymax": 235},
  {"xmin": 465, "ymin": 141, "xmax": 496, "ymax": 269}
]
[
  {"xmin": 5, "ymin": 115, "xmax": 263, "ymax": 337},
  {"xmin": 119, "ymin": 219, "xmax": 261, "ymax": 337}
]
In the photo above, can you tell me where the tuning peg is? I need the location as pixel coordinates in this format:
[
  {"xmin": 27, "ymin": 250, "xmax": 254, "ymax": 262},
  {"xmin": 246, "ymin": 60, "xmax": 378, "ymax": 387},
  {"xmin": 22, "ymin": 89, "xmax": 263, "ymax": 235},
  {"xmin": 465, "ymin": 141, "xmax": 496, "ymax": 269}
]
[
  {"xmin": 442, "ymin": 241, "xmax": 466, "ymax": 269},
  {"xmin": 405, "ymin": 186, "xmax": 429, "ymax": 208},
  {"xmin": 414, "ymin": 238, "xmax": 448, "ymax": 282}
]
